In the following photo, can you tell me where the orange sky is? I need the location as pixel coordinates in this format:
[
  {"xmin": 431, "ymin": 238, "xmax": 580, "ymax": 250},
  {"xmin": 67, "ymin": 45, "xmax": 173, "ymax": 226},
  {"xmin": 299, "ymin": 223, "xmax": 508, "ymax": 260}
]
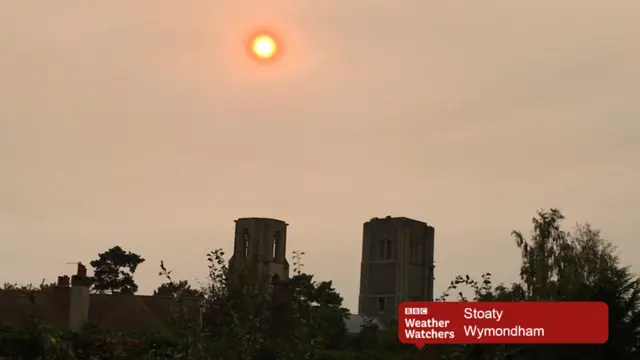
[{"xmin": 1, "ymin": 1, "xmax": 639, "ymax": 311}]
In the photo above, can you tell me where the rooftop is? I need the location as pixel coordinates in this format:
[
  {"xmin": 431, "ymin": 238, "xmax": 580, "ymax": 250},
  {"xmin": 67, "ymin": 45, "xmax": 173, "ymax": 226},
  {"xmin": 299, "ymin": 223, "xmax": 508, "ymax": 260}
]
[
  {"xmin": 366, "ymin": 216, "xmax": 428, "ymax": 225},
  {"xmin": 0, "ymin": 289, "xmax": 201, "ymax": 334},
  {"xmin": 235, "ymin": 217, "xmax": 288, "ymax": 224}
]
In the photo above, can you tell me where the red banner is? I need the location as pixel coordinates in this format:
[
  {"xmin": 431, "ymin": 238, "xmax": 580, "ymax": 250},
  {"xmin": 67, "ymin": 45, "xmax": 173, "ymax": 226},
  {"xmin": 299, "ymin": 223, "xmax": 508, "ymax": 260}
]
[{"xmin": 398, "ymin": 302, "xmax": 608, "ymax": 348}]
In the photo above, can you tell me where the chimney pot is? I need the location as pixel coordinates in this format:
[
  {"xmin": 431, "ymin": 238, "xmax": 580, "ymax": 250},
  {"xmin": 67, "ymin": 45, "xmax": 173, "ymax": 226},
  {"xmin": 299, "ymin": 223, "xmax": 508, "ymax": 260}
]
[
  {"xmin": 77, "ymin": 263, "xmax": 87, "ymax": 277},
  {"xmin": 57, "ymin": 275, "xmax": 70, "ymax": 287}
]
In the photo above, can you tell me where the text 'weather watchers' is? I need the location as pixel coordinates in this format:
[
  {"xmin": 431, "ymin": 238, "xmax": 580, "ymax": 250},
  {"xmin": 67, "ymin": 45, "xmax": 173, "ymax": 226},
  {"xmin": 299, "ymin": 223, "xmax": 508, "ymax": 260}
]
[{"xmin": 398, "ymin": 302, "xmax": 608, "ymax": 348}]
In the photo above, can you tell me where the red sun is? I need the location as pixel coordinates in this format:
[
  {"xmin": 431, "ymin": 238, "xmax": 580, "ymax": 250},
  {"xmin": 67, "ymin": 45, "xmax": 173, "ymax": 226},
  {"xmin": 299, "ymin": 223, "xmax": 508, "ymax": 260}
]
[{"xmin": 247, "ymin": 31, "xmax": 282, "ymax": 63}]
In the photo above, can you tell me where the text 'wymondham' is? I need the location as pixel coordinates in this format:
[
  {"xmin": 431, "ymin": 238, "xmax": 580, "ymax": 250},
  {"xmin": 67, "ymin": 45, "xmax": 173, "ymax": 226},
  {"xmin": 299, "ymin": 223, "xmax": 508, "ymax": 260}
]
[{"xmin": 463, "ymin": 325, "xmax": 545, "ymax": 339}]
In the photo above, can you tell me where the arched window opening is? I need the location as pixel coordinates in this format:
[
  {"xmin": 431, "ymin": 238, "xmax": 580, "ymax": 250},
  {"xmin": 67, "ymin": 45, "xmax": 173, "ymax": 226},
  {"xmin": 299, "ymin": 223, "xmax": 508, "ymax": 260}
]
[
  {"xmin": 272, "ymin": 231, "xmax": 281, "ymax": 261},
  {"xmin": 378, "ymin": 240, "xmax": 385, "ymax": 260},
  {"xmin": 411, "ymin": 239, "xmax": 418, "ymax": 263},
  {"xmin": 243, "ymin": 229, "xmax": 250, "ymax": 258}
]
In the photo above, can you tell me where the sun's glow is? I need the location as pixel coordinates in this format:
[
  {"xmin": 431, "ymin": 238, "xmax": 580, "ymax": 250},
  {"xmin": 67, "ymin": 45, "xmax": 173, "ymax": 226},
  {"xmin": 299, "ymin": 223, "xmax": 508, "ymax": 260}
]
[{"xmin": 251, "ymin": 34, "xmax": 277, "ymax": 60}]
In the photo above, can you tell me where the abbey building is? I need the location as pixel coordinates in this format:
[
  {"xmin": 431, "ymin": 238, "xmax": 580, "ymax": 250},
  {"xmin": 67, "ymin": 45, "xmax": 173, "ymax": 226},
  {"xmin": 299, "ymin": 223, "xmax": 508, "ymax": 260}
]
[
  {"xmin": 228, "ymin": 216, "xmax": 435, "ymax": 324},
  {"xmin": 228, "ymin": 217, "xmax": 290, "ymax": 282},
  {"xmin": 358, "ymin": 216, "xmax": 435, "ymax": 322}
]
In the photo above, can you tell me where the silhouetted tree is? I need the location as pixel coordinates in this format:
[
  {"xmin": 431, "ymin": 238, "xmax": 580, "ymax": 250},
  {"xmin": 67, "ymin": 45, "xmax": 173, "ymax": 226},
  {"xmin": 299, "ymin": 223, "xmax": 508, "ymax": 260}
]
[
  {"xmin": 510, "ymin": 210, "xmax": 640, "ymax": 359},
  {"xmin": 439, "ymin": 209, "xmax": 640, "ymax": 360},
  {"xmin": 289, "ymin": 273, "xmax": 350, "ymax": 349},
  {"xmin": 193, "ymin": 249, "xmax": 353, "ymax": 360},
  {"xmin": 90, "ymin": 246, "xmax": 145, "ymax": 294},
  {"xmin": 1, "ymin": 279, "xmax": 56, "ymax": 292},
  {"xmin": 154, "ymin": 280, "xmax": 202, "ymax": 298}
]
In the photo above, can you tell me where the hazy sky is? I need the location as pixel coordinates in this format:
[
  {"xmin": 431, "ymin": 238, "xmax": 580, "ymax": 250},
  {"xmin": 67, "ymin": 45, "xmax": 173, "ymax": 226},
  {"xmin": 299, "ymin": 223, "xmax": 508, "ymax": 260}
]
[{"xmin": 1, "ymin": 1, "xmax": 638, "ymax": 311}]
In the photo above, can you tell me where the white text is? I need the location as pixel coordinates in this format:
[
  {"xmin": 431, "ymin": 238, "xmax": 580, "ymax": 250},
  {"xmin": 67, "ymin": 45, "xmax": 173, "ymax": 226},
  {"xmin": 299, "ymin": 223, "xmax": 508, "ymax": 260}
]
[
  {"xmin": 463, "ymin": 325, "xmax": 544, "ymax": 339},
  {"xmin": 463, "ymin": 308, "xmax": 503, "ymax": 322}
]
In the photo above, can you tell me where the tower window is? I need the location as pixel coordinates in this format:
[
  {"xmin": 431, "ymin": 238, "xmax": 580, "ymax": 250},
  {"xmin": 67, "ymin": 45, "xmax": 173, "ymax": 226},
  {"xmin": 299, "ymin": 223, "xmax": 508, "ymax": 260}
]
[
  {"xmin": 272, "ymin": 231, "xmax": 281, "ymax": 261},
  {"xmin": 385, "ymin": 240, "xmax": 394, "ymax": 260},
  {"xmin": 378, "ymin": 240, "xmax": 385, "ymax": 260},
  {"xmin": 377, "ymin": 297, "xmax": 386, "ymax": 312},
  {"xmin": 410, "ymin": 239, "xmax": 417, "ymax": 263},
  {"xmin": 243, "ymin": 229, "xmax": 250, "ymax": 258}
]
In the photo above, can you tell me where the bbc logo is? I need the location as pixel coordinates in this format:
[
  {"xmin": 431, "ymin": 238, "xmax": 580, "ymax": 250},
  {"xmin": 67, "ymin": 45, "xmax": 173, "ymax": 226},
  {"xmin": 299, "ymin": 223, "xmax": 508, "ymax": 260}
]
[{"xmin": 405, "ymin": 307, "xmax": 428, "ymax": 315}]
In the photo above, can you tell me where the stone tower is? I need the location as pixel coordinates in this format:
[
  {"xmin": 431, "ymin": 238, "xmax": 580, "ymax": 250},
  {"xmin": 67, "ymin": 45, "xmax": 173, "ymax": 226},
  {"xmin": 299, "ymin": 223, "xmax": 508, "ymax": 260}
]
[
  {"xmin": 228, "ymin": 217, "xmax": 290, "ymax": 282},
  {"xmin": 357, "ymin": 216, "xmax": 435, "ymax": 321}
]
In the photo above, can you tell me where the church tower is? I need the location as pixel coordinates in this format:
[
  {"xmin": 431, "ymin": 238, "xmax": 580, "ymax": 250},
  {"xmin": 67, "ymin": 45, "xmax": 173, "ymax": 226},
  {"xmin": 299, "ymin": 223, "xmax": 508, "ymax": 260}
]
[
  {"xmin": 358, "ymin": 216, "xmax": 435, "ymax": 322},
  {"xmin": 228, "ymin": 217, "xmax": 290, "ymax": 282}
]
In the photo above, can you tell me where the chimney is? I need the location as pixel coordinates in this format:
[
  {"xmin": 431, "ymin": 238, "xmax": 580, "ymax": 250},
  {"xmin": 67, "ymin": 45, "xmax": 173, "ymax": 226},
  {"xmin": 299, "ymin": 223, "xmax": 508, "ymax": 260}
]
[
  {"xmin": 76, "ymin": 263, "xmax": 87, "ymax": 277},
  {"xmin": 69, "ymin": 263, "xmax": 91, "ymax": 331},
  {"xmin": 57, "ymin": 275, "xmax": 70, "ymax": 287}
]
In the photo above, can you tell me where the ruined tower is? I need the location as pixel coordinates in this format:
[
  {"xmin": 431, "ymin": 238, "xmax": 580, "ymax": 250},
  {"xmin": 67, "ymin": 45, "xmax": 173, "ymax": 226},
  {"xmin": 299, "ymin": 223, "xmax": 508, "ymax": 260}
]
[
  {"xmin": 228, "ymin": 217, "xmax": 290, "ymax": 282},
  {"xmin": 357, "ymin": 216, "xmax": 435, "ymax": 321}
]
